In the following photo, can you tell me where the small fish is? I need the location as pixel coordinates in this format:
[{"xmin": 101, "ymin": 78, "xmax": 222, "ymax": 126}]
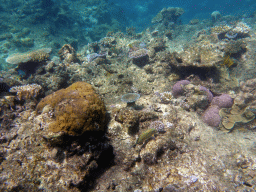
[{"xmin": 133, "ymin": 128, "xmax": 157, "ymax": 147}]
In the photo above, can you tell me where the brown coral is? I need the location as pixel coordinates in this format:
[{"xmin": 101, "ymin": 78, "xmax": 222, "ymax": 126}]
[
  {"xmin": 36, "ymin": 82, "xmax": 106, "ymax": 136},
  {"xmin": 58, "ymin": 44, "xmax": 78, "ymax": 64}
]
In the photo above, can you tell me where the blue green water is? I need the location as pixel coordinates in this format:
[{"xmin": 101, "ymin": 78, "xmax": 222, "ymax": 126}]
[{"xmin": 0, "ymin": 0, "xmax": 255, "ymax": 70}]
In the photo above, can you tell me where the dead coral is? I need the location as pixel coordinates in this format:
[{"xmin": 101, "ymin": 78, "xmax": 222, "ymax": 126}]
[
  {"xmin": 149, "ymin": 38, "xmax": 166, "ymax": 52},
  {"xmin": 224, "ymin": 40, "xmax": 247, "ymax": 58},
  {"xmin": 114, "ymin": 108, "xmax": 139, "ymax": 135},
  {"xmin": 180, "ymin": 42, "xmax": 222, "ymax": 67},
  {"xmin": 58, "ymin": 44, "xmax": 79, "ymax": 64}
]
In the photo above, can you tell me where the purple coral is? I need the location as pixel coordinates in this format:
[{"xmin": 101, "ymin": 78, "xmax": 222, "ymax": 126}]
[
  {"xmin": 202, "ymin": 105, "xmax": 221, "ymax": 127},
  {"xmin": 201, "ymin": 93, "xmax": 233, "ymax": 127},
  {"xmin": 199, "ymin": 86, "xmax": 213, "ymax": 103},
  {"xmin": 211, "ymin": 94, "xmax": 233, "ymax": 108},
  {"xmin": 172, "ymin": 80, "xmax": 190, "ymax": 98}
]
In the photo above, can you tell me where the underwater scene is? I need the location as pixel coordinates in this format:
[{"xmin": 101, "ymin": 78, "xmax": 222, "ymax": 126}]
[{"xmin": 0, "ymin": 0, "xmax": 256, "ymax": 191}]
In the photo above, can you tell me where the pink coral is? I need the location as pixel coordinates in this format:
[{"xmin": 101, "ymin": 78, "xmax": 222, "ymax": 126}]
[
  {"xmin": 172, "ymin": 80, "xmax": 190, "ymax": 97},
  {"xmin": 202, "ymin": 105, "xmax": 221, "ymax": 127},
  {"xmin": 211, "ymin": 94, "xmax": 233, "ymax": 108}
]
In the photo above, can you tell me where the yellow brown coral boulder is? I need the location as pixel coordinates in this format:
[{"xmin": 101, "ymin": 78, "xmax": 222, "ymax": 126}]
[{"xmin": 36, "ymin": 82, "xmax": 106, "ymax": 136}]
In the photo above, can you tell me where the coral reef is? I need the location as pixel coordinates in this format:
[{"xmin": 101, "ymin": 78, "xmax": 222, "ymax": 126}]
[
  {"xmin": 224, "ymin": 40, "xmax": 247, "ymax": 58},
  {"xmin": 155, "ymin": 91, "xmax": 173, "ymax": 104},
  {"xmin": 152, "ymin": 7, "xmax": 185, "ymax": 24},
  {"xmin": 1, "ymin": 3, "xmax": 256, "ymax": 191},
  {"xmin": 129, "ymin": 48, "xmax": 149, "ymax": 66},
  {"xmin": 211, "ymin": 94, "xmax": 233, "ymax": 109},
  {"xmin": 114, "ymin": 108, "xmax": 139, "ymax": 134},
  {"xmin": 5, "ymin": 48, "xmax": 52, "ymax": 65},
  {"xmin": 202, "ymin": 105, "xmax": 221, "ymax": 127},
  {"xmin": 219, "ymin": 105, "xmax": 255, "ymax": 130},
  {"xmin": 211, "ymin": 24, "xmax": 232, "ymax": 36},
  {"xmin": 233, "ymin": 22, "xmax": 251, "ymax": 37},
  {"xmin": 172, "ymin": 80, "xmax": 190, "ymax": 97},
  {"xmin": 199, "ymin": 86, "xmax": 213, "ymax": 102},
  {"xmin": 211, "ymin": 11, "xmax": 221, "ymax": 22},
  {"xmin": 121, "ymin": 93, "xmax": 140, "ymax": 108},
  {"xmin": 58, "ymin": 44, "xmax": 79, "ymax": 64},
  {"xmin": 149, "ymin": 120, "xmax": 165, "ymax": 132},
  {"xmin": 9, "ymin": 83, "xmax": 42, "ymax": 100},
  {"xmin": 180, "ymin": 42, "xmax": 222, "ymax": 68},
  {"xmin": 211, "ymin": 22, "xmax": 251, "ymax": 40},
  {"xmin": 36, "ymin": 81, "xmax": 106, "ymax": 136}
]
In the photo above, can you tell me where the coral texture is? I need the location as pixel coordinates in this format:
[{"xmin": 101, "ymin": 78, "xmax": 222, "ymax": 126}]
[
  {"xmin": 6, "ymin": 48, "xmax": 51, "ymax": 65},
  {"xmin": 128, "ymin": 48, "xmax": 148, "ymax": 59},
  {"xmin": 9, "ymin": 83, "xmax": 42, "ymax": 100},
  {"xmin": 199, "ymin": 86, "xmax": 213, "ymax": 102},
  {"xmin": 172, "ymin": 80, "xmax": 190, "ymax": 97},
  {"xmin": 58, "ymin": 44, "xmax": 78, "ymax": 64},
  {"xmin": 202, "ymin": 105, "xmax": 221, "ymax": 127},
  {"xmin": 211, "ymin": 94, "xmax": 233, "ymax": 108},
  {"xmin": 36, "ymin": 81, "xmax": 106, "ymax": 135}
]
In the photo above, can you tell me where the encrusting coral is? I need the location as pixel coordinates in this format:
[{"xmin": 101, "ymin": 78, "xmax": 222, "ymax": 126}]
[{"xmin": 36, "ymin": 81, "xmax": 106, "ymax": 136}]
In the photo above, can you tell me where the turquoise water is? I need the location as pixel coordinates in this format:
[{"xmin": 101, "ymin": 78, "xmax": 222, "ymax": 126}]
[{"xmin": 0, "ymin": 0, "xmax": 254, "ymax": 56}]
